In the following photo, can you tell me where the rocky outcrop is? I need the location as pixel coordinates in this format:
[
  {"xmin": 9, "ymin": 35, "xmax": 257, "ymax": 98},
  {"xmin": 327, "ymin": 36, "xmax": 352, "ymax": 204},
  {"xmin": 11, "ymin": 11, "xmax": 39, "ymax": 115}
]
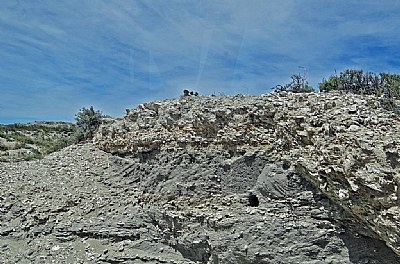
[
  {"xmin": 95, "ymin": 92, "xmax": 400, "ymax": 257},
  {"xmin": 1, "ymin": 92, "xmax": 400, "ymax": 263},
  {"xmin": 2, "ymin": 144, "xmax": 400, "ymax": 263}
]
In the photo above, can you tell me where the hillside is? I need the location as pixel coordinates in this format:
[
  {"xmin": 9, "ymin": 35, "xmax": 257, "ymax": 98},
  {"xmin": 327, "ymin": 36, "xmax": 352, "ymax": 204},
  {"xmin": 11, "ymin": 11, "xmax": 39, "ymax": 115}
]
[
  {"xmin": 1, "ymin": 92, "xmax": 400, "ymax": 263},
  {"xmin": 0, "ymin": 122, "xmax": 77, "ymax": 162}
]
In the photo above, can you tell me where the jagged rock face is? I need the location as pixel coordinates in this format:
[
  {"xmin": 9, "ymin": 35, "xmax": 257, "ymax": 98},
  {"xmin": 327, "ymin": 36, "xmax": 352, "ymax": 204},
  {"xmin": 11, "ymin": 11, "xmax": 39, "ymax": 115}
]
[
  {"xmin": 1, "ymin": 92, "xmax": 399, "ymax": 263},
  {"xmin": 94, "ymin": 92, "xmax": 400, "ymax": 257},
  {"xmin": 1, "ymin": 144, "xmax": 400, "ymax": 263}
]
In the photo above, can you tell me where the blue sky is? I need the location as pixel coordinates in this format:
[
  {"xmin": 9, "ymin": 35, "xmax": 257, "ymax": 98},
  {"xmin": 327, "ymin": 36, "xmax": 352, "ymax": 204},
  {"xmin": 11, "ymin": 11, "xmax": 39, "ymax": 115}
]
[{"xmin": 1, "ymin": 0, "xmax": 400, "ymax": 123}]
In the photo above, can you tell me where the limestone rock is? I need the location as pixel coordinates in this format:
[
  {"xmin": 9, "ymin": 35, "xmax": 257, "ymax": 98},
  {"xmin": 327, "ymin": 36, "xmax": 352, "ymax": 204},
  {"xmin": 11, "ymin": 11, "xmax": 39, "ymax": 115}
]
[
  {"xmin": 1, "ymin": 92, "xmax": 400, "ymax": 263},
  {"xmin": 93, "ymin": 92, "xmax": 400, "ymax": 256}
]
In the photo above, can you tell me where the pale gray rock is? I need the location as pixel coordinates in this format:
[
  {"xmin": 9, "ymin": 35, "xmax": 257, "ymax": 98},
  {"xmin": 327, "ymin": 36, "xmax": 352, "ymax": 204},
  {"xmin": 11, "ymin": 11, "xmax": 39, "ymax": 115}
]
[{"xmin": 1, "ymin": 92, "xmax": 400, "ymax": 263}]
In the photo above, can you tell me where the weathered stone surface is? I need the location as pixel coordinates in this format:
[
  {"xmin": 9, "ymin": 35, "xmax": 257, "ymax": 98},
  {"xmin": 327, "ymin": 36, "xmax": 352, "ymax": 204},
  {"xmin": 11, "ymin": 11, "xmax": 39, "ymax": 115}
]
[
  {"xmin": 94, "ymin": 92, "xmax": 400, "ymax": 257},
  {"xmin": 1, "ymin": 92, "xmax": 400, "ymax": 263}
]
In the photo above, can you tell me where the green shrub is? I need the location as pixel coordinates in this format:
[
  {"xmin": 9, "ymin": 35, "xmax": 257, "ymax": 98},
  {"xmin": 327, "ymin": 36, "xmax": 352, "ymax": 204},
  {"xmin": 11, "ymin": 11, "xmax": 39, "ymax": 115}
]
[
  {"xmin": 0, "ymin": 122, "xmax": 79, "ymax": 162},
  {"xmin": 319, "ymin": 69, "xmax": 400, "ymax": 114},
  {"xmin": 75, "ymin": 106, "xmax": 103, "ymax": 141},
  {"xmin": 275, "ymin": 73, "xmax": 315, "ymax": 93},
  {"xmin": 319, "ymin": 69, "xmax": 400, "ymax": 98}
]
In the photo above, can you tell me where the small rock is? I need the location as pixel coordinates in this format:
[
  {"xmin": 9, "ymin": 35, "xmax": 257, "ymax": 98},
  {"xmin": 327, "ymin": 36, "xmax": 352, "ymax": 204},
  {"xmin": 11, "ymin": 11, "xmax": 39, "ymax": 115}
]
[
  {"xmin": 348, "ymin": 105, "xmax": 357, "ymax": 114},
  {"xmin": 51, "ymin": 245, "xmax": 60, "ymax": 251},
  {"xmin": 348, "ymin": 124, "xmax": 360, "ymax": 131}
]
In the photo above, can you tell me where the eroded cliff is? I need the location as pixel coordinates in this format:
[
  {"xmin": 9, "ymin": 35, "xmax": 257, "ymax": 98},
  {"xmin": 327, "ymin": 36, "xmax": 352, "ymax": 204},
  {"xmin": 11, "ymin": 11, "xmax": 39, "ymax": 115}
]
[
  {"xmin": 1, "ymin": 92, "xmax": 399, "ymax": 263},
  {"xmin": 95, "ymin": 91, "xmax": 400, "ymax": 258}
]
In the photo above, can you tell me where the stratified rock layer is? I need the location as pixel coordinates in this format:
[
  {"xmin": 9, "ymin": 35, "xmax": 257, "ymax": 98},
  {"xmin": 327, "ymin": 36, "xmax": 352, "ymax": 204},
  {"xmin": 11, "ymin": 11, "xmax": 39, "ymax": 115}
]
[
  {"xmin": 95, "ymin": 92, "xmax": 400, "ymax": 256},
  {"xmin": 1, "ymin": 92, "xmax": 400, "ymax": 263},
  {"xmin": 2, "ymin": 144, "xmax": 399, "ymax": 263}
]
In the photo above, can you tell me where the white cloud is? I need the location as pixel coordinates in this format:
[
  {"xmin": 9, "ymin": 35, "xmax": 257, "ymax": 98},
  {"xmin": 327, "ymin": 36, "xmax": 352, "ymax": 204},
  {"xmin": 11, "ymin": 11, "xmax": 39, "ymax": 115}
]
[{"xmin": 1, "ymin": 0, "xmax": 400, "ymax": 122}]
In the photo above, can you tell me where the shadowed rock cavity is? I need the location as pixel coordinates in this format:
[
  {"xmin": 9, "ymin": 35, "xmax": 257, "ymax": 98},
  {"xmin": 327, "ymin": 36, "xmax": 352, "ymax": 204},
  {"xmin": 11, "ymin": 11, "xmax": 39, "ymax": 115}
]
[{"xmin": 248, "ymin": 192, "xmax": 259, "ymax": 207}]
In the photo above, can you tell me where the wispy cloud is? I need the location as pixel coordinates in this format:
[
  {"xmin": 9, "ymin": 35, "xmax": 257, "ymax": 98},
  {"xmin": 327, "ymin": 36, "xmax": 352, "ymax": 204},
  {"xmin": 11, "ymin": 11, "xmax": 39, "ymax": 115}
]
[{"xmin": 1, "ymin": 0, "xmax": 400, "ymax": 123}]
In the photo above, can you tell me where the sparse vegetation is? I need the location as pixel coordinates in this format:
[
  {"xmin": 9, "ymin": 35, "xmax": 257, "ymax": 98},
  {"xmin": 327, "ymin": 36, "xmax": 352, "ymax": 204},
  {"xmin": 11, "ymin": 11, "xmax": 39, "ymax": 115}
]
[
  {"xmin": 319, "ymin": 69, "xmax": 400, "ymax": 113},
  {"xmin": 0, "ymin": 122, "xmax": 78, "ymax": 162},
  {"xmin": 75, "ymin": 106, "xmax": 103, "ymax": 141},
  {"xmin": 319, "ymin": 69, "xmax": 400, "ymax": 96},
  {"xmin": 0, "ymin": 107, "xmax": 104, "ymax": 162},
  {"xmin": 2, "ymin": 69, "xmax": 399, "ymax": 162},
  {"xmin": 274, "ymin": 73, "xmax": 315, "ymax": 93}
]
